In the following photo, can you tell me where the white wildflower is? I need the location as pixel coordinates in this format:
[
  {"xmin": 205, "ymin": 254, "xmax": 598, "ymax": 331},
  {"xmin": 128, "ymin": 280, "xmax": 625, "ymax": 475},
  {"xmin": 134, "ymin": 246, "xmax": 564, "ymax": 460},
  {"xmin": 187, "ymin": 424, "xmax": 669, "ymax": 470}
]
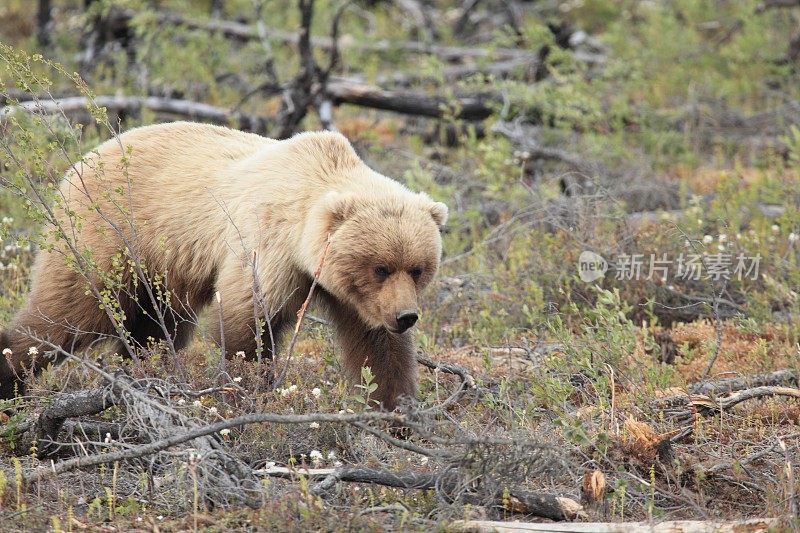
[
  {"xmin": 309, "ymin": 450, "xmax": 323, "ymax": 466},
  {"xmin": 772, "ymin": 224, "xmax": 780, "ymax": 234},
  {"xmin": 104, "ymin": 432, "xmax": 112, "ymax": 444},
  {"xmin": 327, "ymin": 451, "xmax": 336, "ymax": 460},
  {"xmin": 177, "ymin": 398, "xmax": 186, "ymax": 406},
  {"xmin": 2, "ymin": 348, "xmax": 11, "ymax": 357},
  {"xmin": 311, "ymin": 387, "xmax": 321, "ymax": 398},
  {"xmin": 702, "ymin": 235, "xmax": 713, "ymax": 244},
  {"xmin": 235, "ymin": 351, "xmax": 245, "ymax": 358},
  {"xmin": 718, "ymin": 234, "xmax": 727, "ymax": 242},
  {"xmin": 790, "ymin": 233, "xmax": 799, "ymax": 243},
  {"xmin": 233, "ymin": 376, "xmax": 243, "ymax": 383},
  {"xmin": 193, "ymin": 400, "xmax": 202, "ymax": 408},
  {"xmin": 334, "ymin": 461, "xmax": 343, "ymax": 467},
  {"xmin": 219, "ymin": 428, "xmax": 231, "ymax": 436},
  {"xmin": 28, "ymin": 346, "xmax": 38, "ymax": 356},
  {"xmin": 264, "ymin": 461, "xmax": 276, "ymax": 469},
  {"xmin": 280, "ymin": 384, "xmax": 298, "ymax": 397},
  {"xmin": 717, "ymin": 244, "xmax": 725, "ymax": 251},
  {"xmin": 309, "ymin": 422, "xmax": 320, "ymax": 429},
  {"xmin": 208, "ymin": 406, "xmax": 218, "ymax": 415},
  {"xmin": 1, "ymin": 217, "xmax": 13, "ymax": 224},
  {"xmin": 420, "ymin": 456, "xmax": 429, "ymax": 465}
]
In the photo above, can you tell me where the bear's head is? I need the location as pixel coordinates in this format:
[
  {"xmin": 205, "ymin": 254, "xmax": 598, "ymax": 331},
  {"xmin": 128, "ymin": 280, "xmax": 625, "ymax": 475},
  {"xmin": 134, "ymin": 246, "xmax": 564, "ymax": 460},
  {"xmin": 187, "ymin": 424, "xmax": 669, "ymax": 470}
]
[{"xmin": 315, "ymin": 190, "xmax": 448, "ymax": 334}]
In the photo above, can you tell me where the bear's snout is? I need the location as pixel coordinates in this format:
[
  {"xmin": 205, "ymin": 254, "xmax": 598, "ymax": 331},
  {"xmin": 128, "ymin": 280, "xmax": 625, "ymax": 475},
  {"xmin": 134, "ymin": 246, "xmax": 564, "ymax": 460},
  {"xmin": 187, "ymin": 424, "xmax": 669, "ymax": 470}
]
[{"xmin": 395, "ymin": 310, "xmax": 419, "ymax": 333}]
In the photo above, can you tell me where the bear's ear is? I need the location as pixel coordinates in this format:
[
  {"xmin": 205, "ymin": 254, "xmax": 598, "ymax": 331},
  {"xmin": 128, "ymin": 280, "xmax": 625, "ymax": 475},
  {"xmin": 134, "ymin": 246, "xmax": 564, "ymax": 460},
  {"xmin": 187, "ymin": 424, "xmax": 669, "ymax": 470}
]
[
  {"xmin": 429, "ymin": 201, "xmax": 448, "ymax": 227},
  {"xmin": 321, "ymin": 191, "xmax": 362, "ymax": 234}
]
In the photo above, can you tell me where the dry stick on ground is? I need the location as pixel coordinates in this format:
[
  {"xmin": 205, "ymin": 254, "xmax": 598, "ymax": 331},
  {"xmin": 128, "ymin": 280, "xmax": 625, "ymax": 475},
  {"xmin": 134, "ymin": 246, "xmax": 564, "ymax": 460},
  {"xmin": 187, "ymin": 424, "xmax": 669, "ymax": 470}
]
[
  {"xmin": 415, "ymin": 353, "xmax": 477, "ymax": 412},
  {"xmin": 660, "ymin": 385, "xmax": 800, "ymax": 426},
  {"xmin": 34, "ymin": 381, "xmax": 120, "ymax": 456},
  {"xmin": 326, "ymin": 80, "xmax": 498, "ymax": 120},
  {"xmin": 0, "ymin": 95, "xmax": 274, "ymax": 133},
  {"xmin": 490, "ymin": 120, "xmax": 598, "ymax": 175},
  {"xmin": 689, "ymin": 368, "xmax": 798, "ymax": 397},
  {"xmin": 311, "ymin": 467, "xmax": 586, "ymax": 521},
  {"xmin": 273, "ymin": 237, "xmax": 330, "ymax": 390},
  {"xmin": 657, "ymin": 368, "xmax": 799, "ymax": 409},
  {"xmin": 704, "ymin": 432, "xmax": 800, "ymax": 475},
  {"xmin": 779, "ymin": 437, "xmax": 798, "ymax": 517},
  {"xmin": 255, "ymin": 466, "xmax": 585, "ymax": 521},
  {"xmin": 451, "ymin": 518, "xmax": 780, "ymax": 532}
]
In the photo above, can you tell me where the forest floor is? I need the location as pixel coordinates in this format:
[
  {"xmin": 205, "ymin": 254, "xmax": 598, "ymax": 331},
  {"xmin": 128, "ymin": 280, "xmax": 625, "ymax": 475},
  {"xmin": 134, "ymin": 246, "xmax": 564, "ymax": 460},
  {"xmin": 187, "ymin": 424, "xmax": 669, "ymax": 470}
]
[{"xmin": 1, "ymin": 0, "xmax": 800, "ymax": 531}]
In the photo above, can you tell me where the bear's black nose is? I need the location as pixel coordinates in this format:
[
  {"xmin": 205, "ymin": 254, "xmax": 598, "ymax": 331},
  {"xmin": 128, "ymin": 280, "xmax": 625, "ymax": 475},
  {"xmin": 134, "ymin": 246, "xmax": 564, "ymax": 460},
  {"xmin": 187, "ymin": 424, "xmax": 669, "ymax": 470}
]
[{"xmin": 396, "ymin": 311, "xmax": 419, "ymax": 332}]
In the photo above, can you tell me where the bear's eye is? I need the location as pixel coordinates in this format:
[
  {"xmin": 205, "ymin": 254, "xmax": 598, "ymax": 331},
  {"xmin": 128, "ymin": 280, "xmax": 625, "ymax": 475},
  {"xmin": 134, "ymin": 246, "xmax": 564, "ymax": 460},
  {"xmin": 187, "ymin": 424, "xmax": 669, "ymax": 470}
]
[
  {"xmin": 374, "ymin": 266, "xmax": 390, "ymax": 280},
  {"xmin": 410, "ymin": 268, "xmax": 423, "ymax": 281}
]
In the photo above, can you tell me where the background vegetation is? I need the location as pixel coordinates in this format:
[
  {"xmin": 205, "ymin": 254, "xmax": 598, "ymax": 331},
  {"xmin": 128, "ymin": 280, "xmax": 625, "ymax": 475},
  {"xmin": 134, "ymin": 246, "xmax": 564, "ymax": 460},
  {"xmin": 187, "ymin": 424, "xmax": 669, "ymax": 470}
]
[{"xmin": 1, "ymin": 0, "xmax": 800, "ymax": 530}]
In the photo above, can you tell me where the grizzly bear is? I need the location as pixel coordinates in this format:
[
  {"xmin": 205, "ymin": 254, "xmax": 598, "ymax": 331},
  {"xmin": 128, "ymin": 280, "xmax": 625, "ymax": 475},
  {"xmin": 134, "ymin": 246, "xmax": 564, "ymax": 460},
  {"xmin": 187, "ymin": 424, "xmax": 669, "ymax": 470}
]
[{"xmin": 0, "ymin": 122, "xmax": 447, "ymax": 410}]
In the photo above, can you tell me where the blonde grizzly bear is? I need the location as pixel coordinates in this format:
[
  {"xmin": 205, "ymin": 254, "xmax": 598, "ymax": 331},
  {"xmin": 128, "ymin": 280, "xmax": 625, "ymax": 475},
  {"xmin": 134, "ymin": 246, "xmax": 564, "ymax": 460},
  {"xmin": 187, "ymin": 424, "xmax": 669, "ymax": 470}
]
[{"xmin": 0, "ymin": 122, "xmax": 447, "ymax": 410}]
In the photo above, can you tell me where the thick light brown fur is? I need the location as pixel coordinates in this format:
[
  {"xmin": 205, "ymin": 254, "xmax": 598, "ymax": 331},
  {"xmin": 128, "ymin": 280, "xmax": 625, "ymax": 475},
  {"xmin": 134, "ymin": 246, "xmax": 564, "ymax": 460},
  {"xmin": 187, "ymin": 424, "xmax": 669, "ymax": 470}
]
[{"xmin": 0, "ymin": 122, "xmax": 447, "ymax": 409}]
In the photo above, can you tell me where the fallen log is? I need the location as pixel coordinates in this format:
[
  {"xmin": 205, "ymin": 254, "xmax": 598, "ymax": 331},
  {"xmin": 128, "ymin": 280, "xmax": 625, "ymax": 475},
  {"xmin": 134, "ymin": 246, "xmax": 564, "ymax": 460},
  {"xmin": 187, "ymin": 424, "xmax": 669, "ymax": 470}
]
[
  {"xmin": 257, "ymin": 465, "xmax": 586, "ymax": 521},
  {"xmin": 689, "ymin": 368, "xmax": 798, "ymax": 396},
  {"xmin": 3, "ymin": 82, "xmax": 501, "ymax": 128},
  {"xmin": 657, "ymin": 369, "xmax": 799, "ymax": 410},
  {"xmin": 451, "ymin": 518, "xmax": 779, "ymax": 533},
  {"xmin": 659, "ymin": 384, "xmax": 800, "ymax": 425},
  {"xmin": 327, "ymin": 79, "xmax": 498, "ymax": 119},
  {"xmin": 1, "ymin": 95, "xmax": 274, "ymax": 133}
]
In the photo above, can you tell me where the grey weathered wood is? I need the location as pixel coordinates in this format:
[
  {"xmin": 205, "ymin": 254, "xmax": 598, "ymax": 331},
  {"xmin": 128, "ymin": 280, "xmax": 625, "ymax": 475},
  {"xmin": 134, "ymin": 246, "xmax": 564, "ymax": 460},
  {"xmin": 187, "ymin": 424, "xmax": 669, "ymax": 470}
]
[{"xmin": 452, "ymin": 518, "xmax": 779, "ymax": 532}]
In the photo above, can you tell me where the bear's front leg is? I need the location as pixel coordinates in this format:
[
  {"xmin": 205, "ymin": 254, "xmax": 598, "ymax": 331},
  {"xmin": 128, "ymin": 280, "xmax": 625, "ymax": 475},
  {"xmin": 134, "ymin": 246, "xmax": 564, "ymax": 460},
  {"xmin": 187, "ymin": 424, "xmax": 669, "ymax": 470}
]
[{"xmin": 331, "ymin": 313, "xmax": 418, "ymax": 411}]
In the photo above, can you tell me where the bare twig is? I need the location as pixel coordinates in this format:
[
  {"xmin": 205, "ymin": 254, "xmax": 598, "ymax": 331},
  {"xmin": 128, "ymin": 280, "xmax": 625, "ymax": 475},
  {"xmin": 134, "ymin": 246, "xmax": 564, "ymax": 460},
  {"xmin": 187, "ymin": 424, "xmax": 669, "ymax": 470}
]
[
  {"xmin": 779, "ymin": 437, "xmax": 798, "ymax": 517},
  {"xmin": 274, "ymin": 237, "xmax": 330, "ymax": 389}
]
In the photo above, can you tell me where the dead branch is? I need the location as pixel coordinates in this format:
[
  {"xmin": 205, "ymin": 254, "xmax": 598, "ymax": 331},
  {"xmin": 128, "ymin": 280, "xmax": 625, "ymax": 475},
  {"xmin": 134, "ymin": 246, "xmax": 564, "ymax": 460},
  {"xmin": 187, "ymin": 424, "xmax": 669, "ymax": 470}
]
[
  {"xmin": 4, "ymin": 82, "xmax": 501, "ymax": 127},
  {"xmin": 416, "ymin": 353, "xmax": 477, "ymax": 411},
  {"xmin": 327, "ymin": 79, "xmax": 497, "ymax": 120},
  {"xmin": 659, "ymin": 385, "xmax": 800, "ymax": 425},
  {"xmin": 703, "ymin": 433, "xmax": 800, "ymax": 475},
  {"xmin": 372, "ymin": 56, "xmax": 539, "ymax": 87},
  {"xmin": 451, "ymin": 518, "xmax": 780, "ymax": 532},
  {"xmin": 22, "ymin": 401, "xmax": 406, "ymax": 483},
  {"xmin": 756, "ymin": 0, "xmax": 800, "ymax": 12},
  {"xmin": 491, "ymin": 120, "xmax": 598, "ymax": 175},
  {"xmin": 257, "ymin": 465, "xmax": 586, "ymax": 521},
  {"xmin": 1, "ymin": 95, "xmax": 273, "ymax": 133},
  {"xmin": 34, "ymin": 381, "xmax": 119, "ymax": 456},
  {"xmin": 103, "ymin": 8, "xmax": 538, "ymax": 63},
  {"xmin": 658, "ymin": 369, "xmax": 799, "ymax": 409},
  {"xmin": 689, "ymin": 369, "xmax": 798, "ymax": 397}
]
